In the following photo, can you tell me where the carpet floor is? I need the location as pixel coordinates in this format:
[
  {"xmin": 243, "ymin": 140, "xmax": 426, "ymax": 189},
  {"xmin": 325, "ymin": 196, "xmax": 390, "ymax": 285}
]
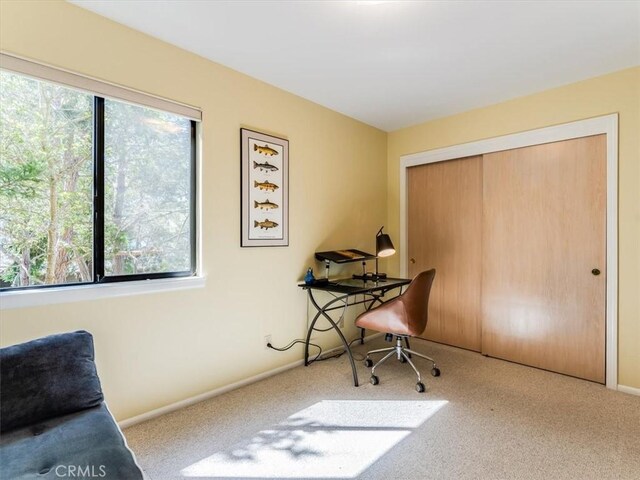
[{"xmin": 124, "ymin": 338, "xmax": 640, "ymax": 480}]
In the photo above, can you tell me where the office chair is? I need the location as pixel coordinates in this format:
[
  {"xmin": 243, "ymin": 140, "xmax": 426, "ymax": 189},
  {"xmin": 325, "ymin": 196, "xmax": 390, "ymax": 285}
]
[{"xmin": 355, "ymin": 269, "xmax": 439, "ymax": 392}]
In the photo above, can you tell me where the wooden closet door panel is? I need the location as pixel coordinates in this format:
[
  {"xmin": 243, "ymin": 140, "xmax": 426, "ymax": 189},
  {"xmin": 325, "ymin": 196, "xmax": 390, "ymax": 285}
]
[
  {"xmin": 482, "ymin": 135, "xmax": 606, "ymax": 383},
  {"xmin": 407, "ymin": 156, "xmax": 482, "ymax": 351}
]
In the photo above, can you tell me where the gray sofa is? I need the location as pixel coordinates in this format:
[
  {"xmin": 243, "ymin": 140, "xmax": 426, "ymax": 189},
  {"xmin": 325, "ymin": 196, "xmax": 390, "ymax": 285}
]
[{"xmin": 0, "ymin": 331, "xmax": 144, "ymax": 479}]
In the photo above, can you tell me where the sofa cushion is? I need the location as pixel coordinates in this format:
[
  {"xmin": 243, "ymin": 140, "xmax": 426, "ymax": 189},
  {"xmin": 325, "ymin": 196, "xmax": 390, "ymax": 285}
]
[
  {"xmin": 0, "ymin": 403, "xmax": 144, "ymax": 480},
  {"xmin": 0, "ymin": 331, "xmax": 104, "ymax": 432}
]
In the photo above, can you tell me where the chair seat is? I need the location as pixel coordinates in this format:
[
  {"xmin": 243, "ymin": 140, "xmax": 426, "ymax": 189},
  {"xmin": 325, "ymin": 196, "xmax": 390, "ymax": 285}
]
[{"xmin": 355, "ymin": 300, "xmax": 413, "ymax": 336}]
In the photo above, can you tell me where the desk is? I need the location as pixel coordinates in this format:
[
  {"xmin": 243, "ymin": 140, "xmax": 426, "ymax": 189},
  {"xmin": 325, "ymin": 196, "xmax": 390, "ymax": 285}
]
[{"xmin": 298, "ymin": 277, "xmax": 411, "ymax": 386}]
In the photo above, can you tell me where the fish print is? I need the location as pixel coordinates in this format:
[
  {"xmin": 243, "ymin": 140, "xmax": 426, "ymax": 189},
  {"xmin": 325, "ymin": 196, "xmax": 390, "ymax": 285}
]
[
  {"xmin": 254, "ymin": 199, "xmax": 279, "ymax": 210},
  {"xmin": 254, "ymin": 219, "xmax": 279, "ymax": 230},
  {"xmin": 254, "ymin": 180, "xmax": 279, "ymax": 192},
  {"xmin": 254, "ymin": 143, "xmax": 279, "ymax": 156},
  {"xmin": 253, "ymin": 160, "xmax": 279, "ymax": 172}
]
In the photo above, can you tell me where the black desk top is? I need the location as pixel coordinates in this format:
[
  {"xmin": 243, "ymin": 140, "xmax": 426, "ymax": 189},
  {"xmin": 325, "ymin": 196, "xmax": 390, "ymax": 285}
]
[{"xmin": 298, "ymin": 277, "xmax": 411, "ymax": 295}]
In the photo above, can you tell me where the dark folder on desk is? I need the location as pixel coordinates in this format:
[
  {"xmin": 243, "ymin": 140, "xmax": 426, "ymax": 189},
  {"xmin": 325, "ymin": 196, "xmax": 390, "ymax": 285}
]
[{"xmin": 315, "ymin": 249, "xmax": 376, "ymax": 264}]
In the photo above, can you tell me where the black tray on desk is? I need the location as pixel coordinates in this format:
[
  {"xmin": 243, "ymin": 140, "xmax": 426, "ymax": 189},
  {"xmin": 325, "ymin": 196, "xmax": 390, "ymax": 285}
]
[{"xmin": 315, "ymin": 249, "xmax": 375, "ymax": 264}]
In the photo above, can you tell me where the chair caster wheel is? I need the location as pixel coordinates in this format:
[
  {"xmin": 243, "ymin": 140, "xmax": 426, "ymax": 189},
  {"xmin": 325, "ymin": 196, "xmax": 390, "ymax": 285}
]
[
  {"xmin": 431, "ymin": 367, "xmax": 441, "ymax": 377},
  {"xmin": 370, "ymin": 375, "xmax": 379, "ymax": 385},
  {"xmin": 399, "ymin": 356, "xmax": 407, "ymax": 363},
  {"xmin": 364, "ymin": 358, "xmax": 373, "ymax": 368},
  {"xmin": 416, "ymin": 382, "xmax": 425, "ymax": 393}
]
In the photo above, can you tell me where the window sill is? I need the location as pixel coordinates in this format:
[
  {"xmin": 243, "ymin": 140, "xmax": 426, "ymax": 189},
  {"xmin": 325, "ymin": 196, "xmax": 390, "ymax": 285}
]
[{"xmin": 0, "ymin": 276, "xmax": 206, "ymax": 310}]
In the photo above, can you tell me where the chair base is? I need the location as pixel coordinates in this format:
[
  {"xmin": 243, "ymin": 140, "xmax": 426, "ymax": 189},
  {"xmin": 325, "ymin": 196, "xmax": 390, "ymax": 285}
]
[{"xmin": 365, "ymin": 336, "xmax": 439, "ymax": 391}]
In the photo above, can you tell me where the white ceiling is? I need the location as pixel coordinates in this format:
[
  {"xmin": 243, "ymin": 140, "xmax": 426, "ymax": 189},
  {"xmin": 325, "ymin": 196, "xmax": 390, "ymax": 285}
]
[{"xmin": 70, "ymin": 0, "xmax": 639, "ymax": 131}]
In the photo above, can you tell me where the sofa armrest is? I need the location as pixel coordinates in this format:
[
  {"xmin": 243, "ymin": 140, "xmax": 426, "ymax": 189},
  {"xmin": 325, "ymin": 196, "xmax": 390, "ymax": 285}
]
[{"xmin": 1, "ymin": 330, "xmax": 104, "ymax": 432}]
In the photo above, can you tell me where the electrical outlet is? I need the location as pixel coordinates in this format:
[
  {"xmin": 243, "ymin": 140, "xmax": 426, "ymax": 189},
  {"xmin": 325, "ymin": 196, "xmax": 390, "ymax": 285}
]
[{"xmin": 264, "ymin": 335, "xmax": 272, "ymax": 349}]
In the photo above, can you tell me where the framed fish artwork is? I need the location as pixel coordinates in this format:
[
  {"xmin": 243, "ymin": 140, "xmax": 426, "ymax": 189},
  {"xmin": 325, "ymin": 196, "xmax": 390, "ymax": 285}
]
[{"xmin": 240, "ymin": 128, "xmax": 289, "ymax": 247}]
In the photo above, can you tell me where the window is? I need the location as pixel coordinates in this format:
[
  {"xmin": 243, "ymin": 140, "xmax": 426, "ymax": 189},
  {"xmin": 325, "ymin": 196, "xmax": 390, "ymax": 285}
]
[
  {"xmin": 101, "ymin": 100, "xmax": 194, "ymax": 279},
  {"xmin": 0, "ymin": 68, "xmax": 197, "ymax": 290}
]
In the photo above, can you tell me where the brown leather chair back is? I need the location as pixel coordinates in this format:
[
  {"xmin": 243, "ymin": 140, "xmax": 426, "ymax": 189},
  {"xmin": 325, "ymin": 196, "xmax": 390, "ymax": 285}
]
[{"xmin": 355, "ymin": 269, "xmax": 436, "ymax": 337}]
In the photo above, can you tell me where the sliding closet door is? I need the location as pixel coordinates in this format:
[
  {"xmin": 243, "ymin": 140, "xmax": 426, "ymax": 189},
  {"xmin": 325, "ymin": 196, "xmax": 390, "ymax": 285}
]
[
  {"xmin": 482, "ymin": 135, "xmax": 606, "ymax": 382},
  {"xmin": 407, "ymin": 156, "xmax": 482, "ymax": 351}
]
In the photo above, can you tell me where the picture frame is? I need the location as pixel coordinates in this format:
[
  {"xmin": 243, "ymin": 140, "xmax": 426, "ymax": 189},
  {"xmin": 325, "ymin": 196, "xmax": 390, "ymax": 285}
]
[{"xmin": 240, "ymin": 128, "xmax": 289, "ymax": 247}]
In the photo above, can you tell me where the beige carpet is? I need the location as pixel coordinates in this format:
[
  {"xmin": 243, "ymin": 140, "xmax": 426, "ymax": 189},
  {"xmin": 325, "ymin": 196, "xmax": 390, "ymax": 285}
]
[{"xmin": 124, "ymin": 338, "xmax": 640, "ymax": 480}]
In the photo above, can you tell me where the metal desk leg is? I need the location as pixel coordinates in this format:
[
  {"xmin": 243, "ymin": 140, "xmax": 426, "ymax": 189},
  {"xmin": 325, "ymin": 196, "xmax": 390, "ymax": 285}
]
[
  {"xmin": 305, "ymin": 290, "xmax": 360, "ymax": 387},
  {"xmin": 304, "ymin": 308, "xmax": 324, "ymax": 366},
  {"xmin": 360, "ymin": 295, "xmax": 383, "ymax": 344}
]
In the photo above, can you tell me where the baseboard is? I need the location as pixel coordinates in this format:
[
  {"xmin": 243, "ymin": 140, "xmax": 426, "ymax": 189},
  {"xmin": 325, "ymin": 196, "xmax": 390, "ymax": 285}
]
[
  {"xmin": 118, "ymin": 358, "xmax": 303, "ymax": 429},
  {"xmin": 118, "ymin": 332, "xmax": 383, "ymax": 429},
  {"xmin": 617, "ymin": 384, "xmax": 640, "ymax": 396}
]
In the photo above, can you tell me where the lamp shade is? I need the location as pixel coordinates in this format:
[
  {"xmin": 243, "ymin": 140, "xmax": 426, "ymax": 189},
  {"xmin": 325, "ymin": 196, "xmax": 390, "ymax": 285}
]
[{"xmin": 376, "ymin": 232, "xmax": 395, "ymax": 258}]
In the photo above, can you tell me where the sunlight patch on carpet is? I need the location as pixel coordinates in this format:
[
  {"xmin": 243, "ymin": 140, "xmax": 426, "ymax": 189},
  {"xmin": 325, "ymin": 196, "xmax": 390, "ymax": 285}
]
[{"xmin": 180, "ymin": 400, "xmax": 447, "ymax": 478}]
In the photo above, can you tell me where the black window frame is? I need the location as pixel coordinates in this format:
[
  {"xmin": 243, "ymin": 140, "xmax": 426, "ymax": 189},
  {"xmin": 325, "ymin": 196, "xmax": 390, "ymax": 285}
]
[
  {"xmin": 94, "ymin": 97, "xmax": 197, "ymax": 284},
  {"xmin": 0, "ymin": 84, "xmax": 197, "ymax": 292}
]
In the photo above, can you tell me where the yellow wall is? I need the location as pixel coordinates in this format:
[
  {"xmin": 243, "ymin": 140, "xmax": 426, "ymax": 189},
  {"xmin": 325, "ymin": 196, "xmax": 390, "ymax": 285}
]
[
  {"xmin": 0, "ymin": 1, "xmax": 387, "ymax": 420},
  {"xmin": 387, "ymin": 67, "xmax": 640, "ymax": 389}
]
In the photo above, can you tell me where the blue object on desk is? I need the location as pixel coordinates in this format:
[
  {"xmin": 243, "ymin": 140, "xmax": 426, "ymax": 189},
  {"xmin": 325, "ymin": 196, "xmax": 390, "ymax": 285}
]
[{"xmin": 304, "ymin": 267, "xmax": 315, "ymax": 285}]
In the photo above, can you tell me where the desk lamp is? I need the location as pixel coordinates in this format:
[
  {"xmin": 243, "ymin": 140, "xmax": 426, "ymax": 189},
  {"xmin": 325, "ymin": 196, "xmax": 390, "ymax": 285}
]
[{"xmin": 374, "ymin": 226, "xmax": 395, "ymax": 279}]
